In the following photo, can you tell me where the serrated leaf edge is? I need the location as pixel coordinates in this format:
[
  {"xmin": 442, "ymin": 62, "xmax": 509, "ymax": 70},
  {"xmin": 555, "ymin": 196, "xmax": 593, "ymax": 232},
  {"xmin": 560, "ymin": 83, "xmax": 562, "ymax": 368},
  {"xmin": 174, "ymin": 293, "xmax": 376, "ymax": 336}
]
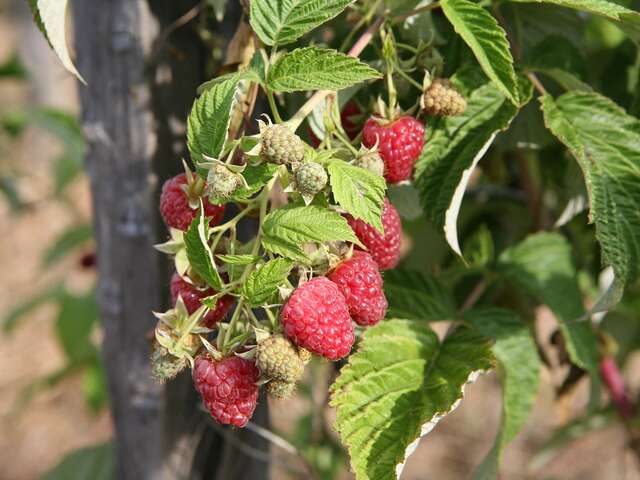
[{"xmin": 395, "ymin": 369, "xmax": 485, "ymax": 478}]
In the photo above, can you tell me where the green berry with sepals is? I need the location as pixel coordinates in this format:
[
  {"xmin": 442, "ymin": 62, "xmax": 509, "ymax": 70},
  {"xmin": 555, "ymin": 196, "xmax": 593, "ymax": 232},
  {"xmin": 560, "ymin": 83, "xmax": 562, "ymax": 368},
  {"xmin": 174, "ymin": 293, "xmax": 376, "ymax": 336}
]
[
  {"xmin": 266, "ymin": 379, "xmax": 296, "ymax": 399},
  {"xmin": 295, "ymin": 161, "xmax": 328, "ymax": 197},
  {"xmin": 256, "ymin": 334, "xmax": 305, "ymax": 383},
  {"xmin": 259, "ymin": 120, "xmax": 305, "ymax": 165}
]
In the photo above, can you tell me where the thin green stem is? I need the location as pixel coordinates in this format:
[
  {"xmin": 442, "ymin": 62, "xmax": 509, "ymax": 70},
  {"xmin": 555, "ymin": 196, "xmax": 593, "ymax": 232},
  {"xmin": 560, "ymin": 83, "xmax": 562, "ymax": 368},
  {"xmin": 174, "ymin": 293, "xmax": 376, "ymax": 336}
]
[
  {"xmin": 266, "ymin": 90, "xmax": 283, "ymax": 123},
  {"xmin": 394, "ymin": 65, "xmax": 424, "ymax": 91},
  {"xmin": 223, "ymin": 297, "xmax": 246, "ymax": 347},
  {"xmin": 210, "ymin": 204, "xmax": 255, "ymax": 233},
  {"xmin": 334, "ymin": 129, "xmax": 359, "ymax": 155}
]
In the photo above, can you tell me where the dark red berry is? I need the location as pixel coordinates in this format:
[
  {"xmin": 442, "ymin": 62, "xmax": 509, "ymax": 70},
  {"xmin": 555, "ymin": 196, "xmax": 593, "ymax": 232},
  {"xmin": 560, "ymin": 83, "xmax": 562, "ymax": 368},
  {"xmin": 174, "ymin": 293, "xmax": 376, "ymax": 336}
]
[
  {"xmin": 170, "ymin": 273, "xmax": 234, "ymax": 328},
  {"xmin": 159, "ymin": 173, "xmax": 225, "ymax": 231},
  {"xmin": 346, "ymin": 198, "xmax": 401, "ymax": 270},
  {"xmin": 362, "ymin": 116, "xmax": 425, "ymax": 183},
  {"xmin": 193, "ymin": 355, "xmax": 259, "ymax": 427},
  {"xmin": 328, "ymin": 251, "xmax": 388, "ymax": 326},
  {"xmin": 280, "ymin": 277, "xmax": 354, "ymax": 360}
]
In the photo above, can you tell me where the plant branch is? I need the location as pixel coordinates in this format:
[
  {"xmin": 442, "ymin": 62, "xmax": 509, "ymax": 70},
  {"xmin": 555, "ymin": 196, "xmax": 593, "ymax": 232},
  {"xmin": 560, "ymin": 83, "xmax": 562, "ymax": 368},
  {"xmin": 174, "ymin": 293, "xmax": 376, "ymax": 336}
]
[
  {"xmin": 527, "ymin": 72, "xmax": 548, "ymax": 96},
  {"xmin": 392, "ymin": 2, "xmax": 441, "ymax": 23},
  {"xmin": 460, "ymin": 278, "xmax": 488, "ymax": 313},
  {"xmin": 288, "ymin": 16, "xmax": 385, "ymax": 131}
]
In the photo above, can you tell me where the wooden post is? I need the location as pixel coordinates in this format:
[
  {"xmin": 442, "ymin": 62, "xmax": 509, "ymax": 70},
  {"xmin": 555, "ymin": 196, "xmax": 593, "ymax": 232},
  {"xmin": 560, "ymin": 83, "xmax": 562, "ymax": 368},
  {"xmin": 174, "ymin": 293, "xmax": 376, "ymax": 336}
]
[{"xmin": 72, "ymin": 1, "xmax": 269, "ymax": 478}]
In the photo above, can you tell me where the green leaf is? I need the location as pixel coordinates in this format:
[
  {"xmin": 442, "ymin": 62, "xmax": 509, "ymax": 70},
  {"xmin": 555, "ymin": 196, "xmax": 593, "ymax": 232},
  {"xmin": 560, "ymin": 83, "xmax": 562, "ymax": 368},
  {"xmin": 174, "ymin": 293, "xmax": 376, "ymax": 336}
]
[
  {"xmin": 0, "ymin": 53, "xmax": 27, "ymax": 79},
  {"xmin": 55, "ymin": 292, "xmax": 98, "ymax": 363},
  {"xmin": 27, "ymin": 0, "xmax": 49, "ymax": 45},
  {"xmin": 508, "ymin": 0, "xmax": 640, "ymax": 41},
  {"xmin": 249, "ymin": 0, "xmax": 354, "ymax": 46},
  {"xmin": 384, "ymin": 269, "xmax": 457, "ymax": 321},
  {"xmin": 229, "ymin": 163, "xmax": 278, "ymax": 201},
  {"xmin": 498, "ymin": 232, "xmax": 599, "ymax": 373},
  {"xmin": 440, "ymin": 0, "xmax": 519, "ymax": 105},
  {"xmin": 465, "ymin": 308, "xmax": 540, "ymax": 480},
  {"xmin": 42, "ymin": 442, "xmax": 114, "ymax": 480},
  {"xmin": 242, "ymin": 258, "xmax": 294, "ymax": 307},
  {"xmin": 540, "ymin": 92, "xmax": 640, "ymax": 286},
  {"xmin": 261, "ymin": 204, "xmax": 361, "ymax": 263},
  {"xmin": 82, "ymin": 358, "xmax": 108, "ymax": 413},
  {"xmin": 35, "ymin": 0, "xmax": 85, "ymax": 83},
  {"xmin": 267, "ymin": 48, "xmax": 381, "ymax": 93},
  {"xmin": 414, "ymin": 82, "xmax": 521, "ymax": 256},
  {"xmin": 187, "ymin": 76, "xmax": 239, "ymax": 164},
  {"xmin": 216, "ymin": 254, "xmax": 262, "ymax": 265},
  {"xmin": 42, "ymin": 224, "xmax": 93, "ymax": 267},
  {"xmin": 184, "ymin": 205, "xmax": 223, "ymax": 290},
  {"xmin": 328, "ymin": 160, "xmax": 386, "ymax": 233},
  {"xmin": 331, "ymin": 321, "xmax": 494, "ymax": 480},
  {"xmin": 525, "ymin": 36, "xmax": 592, "ymax": 92},
  {"xmin": 2, "ymin": 285, "xmax": 65, "ymax": 333},
  {"xmin": 386, "ymin": 184, "xmax": 423, "ymax": 220}
]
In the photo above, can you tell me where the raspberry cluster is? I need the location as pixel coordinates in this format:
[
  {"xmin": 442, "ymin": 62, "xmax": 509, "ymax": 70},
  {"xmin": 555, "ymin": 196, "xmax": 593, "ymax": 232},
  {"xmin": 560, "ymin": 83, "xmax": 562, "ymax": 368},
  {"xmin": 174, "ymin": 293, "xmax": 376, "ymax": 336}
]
[{"xmin": 152, "ymin": 78, "xmax": 429, "ymax": 427}]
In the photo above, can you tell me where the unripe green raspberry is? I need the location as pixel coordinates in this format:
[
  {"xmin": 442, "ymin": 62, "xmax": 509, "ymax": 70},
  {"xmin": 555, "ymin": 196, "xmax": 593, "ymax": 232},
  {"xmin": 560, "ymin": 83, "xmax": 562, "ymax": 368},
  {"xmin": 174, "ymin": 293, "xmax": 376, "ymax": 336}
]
[
  {"xmin": 256, "ymin": 335, "xmax": 305, "ymax": 382},
  {"xmin": 422, "ymin": 79, "xmax": 467, "ymax": 117},
  {"xmin": 295, "ymin": 162, "xmax": 327, "ymax": 196},
  {"xmin": 206, "ymin": 163, "xmax": 242, "ymax": 199},
  {"xmin": 354, "ymin": 150, "xmax": 385, "ymax": 177},
  {"xmin": 266, "ymin": 379, "xmax": 296, "ymax": 399},
  {"xmin": 260, "ymin": 123, "xmax": 305, "ymax": 165},
  {"xmin": 151, "ymin": 344, "xmax": 187, "ymax": 383}
]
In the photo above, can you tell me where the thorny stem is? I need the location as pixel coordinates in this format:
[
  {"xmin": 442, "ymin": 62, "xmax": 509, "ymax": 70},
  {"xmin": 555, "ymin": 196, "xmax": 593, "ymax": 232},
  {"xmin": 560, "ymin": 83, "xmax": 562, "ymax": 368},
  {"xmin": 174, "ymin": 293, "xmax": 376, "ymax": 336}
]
[{"xmin": 339, "ymin": 0, "xmax": 384, "ymax": 52}]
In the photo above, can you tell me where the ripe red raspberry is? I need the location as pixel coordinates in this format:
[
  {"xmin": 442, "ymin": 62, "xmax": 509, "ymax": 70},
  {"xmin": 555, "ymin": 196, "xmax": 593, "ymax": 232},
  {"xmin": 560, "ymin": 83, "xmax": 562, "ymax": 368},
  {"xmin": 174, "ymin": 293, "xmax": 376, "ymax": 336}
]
[
  {"xmin": 159, "ymin": 173, "xmax": 225, "ymax": 231},
  {"xmin": 193, "ymin": 355, "xmax": 259, "ymax": 427},
  {"xmin": 362, "ymin": 116, "xmax": 425, "ymax": 183},
  {"xmin": 170, "ymin": 273, "xmax": 234, "ymax": 328},
  {"xmin": 346, "ymin": 198, "xmax": 401, "ymax": 270},
  {"xmin": 328, "ymin": 251, "xmax": 388, "ymax": 326},
  {"xmin": 280, "ymin": 277, "xmax": 354, "ymax": 360}
]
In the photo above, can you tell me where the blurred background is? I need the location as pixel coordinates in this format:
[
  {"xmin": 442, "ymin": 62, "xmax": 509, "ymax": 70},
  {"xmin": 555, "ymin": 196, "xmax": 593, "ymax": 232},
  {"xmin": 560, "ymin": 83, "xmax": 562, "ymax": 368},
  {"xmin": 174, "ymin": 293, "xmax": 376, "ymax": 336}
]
[{"xmin": 2, "ymin": 0, "xmax": 640, "ymax": 479}]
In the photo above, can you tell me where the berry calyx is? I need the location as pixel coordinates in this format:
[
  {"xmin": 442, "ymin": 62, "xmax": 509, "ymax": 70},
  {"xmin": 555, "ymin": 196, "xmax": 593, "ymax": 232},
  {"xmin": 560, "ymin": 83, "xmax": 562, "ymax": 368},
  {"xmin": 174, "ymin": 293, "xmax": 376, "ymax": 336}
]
[
  {"xmin": 295, "ymin": 162, "xmax": 328, "ymax": 197},
  {"xmin": 150, "ymin": 343, "xmax": 187, "ymax": 383},
  {"xmin": 328, "ymin": 251, "xmax": 388, "ymax": 326},
  {"xmin": 280, "ymin": 277, "xmax": 354, "ymax": 360},
  {"xmin": 206, "ymin": 163, "xmax": 243, "ymax": 199},
  {"xmin": 362, "ymin": 116, "xmax": 425, "ymax": 184},
  {"xmin": 193, "ymin": 355, "xmax": 259, "ymax": 427},
  {"xmin": 256, "ymin": 335, "xmax": 305, "ymax": 382},
  {"xmin": 170, "ymin": 273, "xmax": 234, "ymax": 328},
  {"xmin": 260, "ymin": 122, "xmax": 305, "ymax": 165},
  {"xmin": 422, "ymin": 78, "xmax": 467, "ymax": 117},
  {"xmin": 346, "ymin": 197, "xmax": 401, "ymax": 270},
  {"xmin": 160, "ymin": 173, "xmax": 225, "ymax": 231}
]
